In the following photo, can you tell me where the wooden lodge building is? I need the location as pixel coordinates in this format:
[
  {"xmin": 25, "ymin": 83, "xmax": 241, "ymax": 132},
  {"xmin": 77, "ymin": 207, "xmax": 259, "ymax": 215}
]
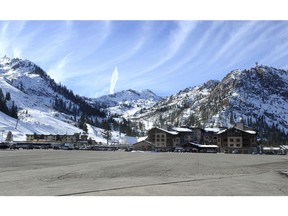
[
  {"xmin": 217, "ymin": 123, "xmax": 257, "ymax": 154},
  {"xmin": 132, "ymin": 140, "xmax": 155, "ymax": 151},
  {"xmin": 140, "ymin": 123, "xmax": 257, "ymax": 153},
  {"xmin": 146, "ymin": 127, "xmax": 204, "ymax": 151}
]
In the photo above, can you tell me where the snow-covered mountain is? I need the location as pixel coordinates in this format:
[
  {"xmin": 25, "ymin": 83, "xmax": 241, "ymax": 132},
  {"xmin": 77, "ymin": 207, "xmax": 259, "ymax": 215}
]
[
  {"xmin": 0, "ymin": 56, "xmax": 110, "ymax": 142},
  {"xmin": 89, "ymin": 89, "xmax": 162, "ymax": 117},
  {"xmin": 133, "ymin": 65, "xmax": 288, "ymax": 144},
  {"xmin": 1, "ymin": 56, "xmax": 287, "ymax": 144}
]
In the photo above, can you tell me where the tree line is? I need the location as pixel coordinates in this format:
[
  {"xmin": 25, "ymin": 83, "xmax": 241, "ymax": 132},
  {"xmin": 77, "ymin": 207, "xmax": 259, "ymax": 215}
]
[{"xmin": 0, "ymin": 88, "xmax": 18, "ymax": 119}]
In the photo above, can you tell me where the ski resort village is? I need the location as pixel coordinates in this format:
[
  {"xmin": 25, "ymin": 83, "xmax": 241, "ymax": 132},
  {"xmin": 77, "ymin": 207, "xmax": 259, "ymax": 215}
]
[
  {"xmin": 0, "ymin": 56, "xmax": 287, "ymax": 155},
  {"xmin": 1, "ymin": 20, "xmax": 288, "ymax": 197}
]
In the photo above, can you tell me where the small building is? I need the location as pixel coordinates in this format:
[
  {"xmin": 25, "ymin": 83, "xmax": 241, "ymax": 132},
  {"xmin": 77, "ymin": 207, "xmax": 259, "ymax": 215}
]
[
  {"xmin": 182, "ymin": 142, "xmax": 218, "ymax": 153},
  {"xmin": 262, "ymin": 147, "xmax": 281, "ymax": 155},
  {"xmin": 132, "ymin": 140, "xmax": 155, "ymax": 151},
  {"xmin": 25, "ymin": 133, "xmax": 86, "ymax": 144}
]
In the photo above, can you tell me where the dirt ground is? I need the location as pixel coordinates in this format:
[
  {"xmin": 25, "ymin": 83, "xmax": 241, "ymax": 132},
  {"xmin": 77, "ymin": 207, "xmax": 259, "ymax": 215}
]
[{"xmin": 0, "ymin": 149, "xmax": 287, "ymax": 196}]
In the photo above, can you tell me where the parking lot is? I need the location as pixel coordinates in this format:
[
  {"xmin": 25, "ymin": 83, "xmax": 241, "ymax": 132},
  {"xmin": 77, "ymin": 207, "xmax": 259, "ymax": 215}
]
[{"xmin": 0, "ymin": 149, "xmax": 287, "ymax": 195}]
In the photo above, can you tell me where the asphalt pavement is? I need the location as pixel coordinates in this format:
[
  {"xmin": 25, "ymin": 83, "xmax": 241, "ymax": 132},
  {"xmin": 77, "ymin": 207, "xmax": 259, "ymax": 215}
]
[{"xmin": 0, "ymin": 149, "xmax": 287, "ymax": 196}]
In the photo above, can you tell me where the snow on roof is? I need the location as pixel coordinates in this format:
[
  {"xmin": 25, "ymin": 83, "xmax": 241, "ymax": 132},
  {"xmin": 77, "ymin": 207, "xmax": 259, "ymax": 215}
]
[
  {"xmin": 137, "ymin": 136, "xmax": 148, "ymax": 142},
  {"xmin": 244, "ymin": 130, "xmax": 257, "ymax": 135},
  {"xmin": 217, "ymin": 128, "xmax": 256, "ymax": 135},
  {"xmin": 188, "ymin": 142, "xmax": 218, "ymax": 148},
  {"xmin": 204, "ymin": 128, "xmax": 222, "ymax": 133},
  {"xmin": 172, "ymin": 127, "xmax": 192, "ymax": 132},
  {"xmin": 156, "ymin": 127, "xmax": 178, "ymax": 135},
  {"xmin": 133, "ymin": 140, "xmax": 154, "ymax": 146},
  {"xmin": 217, "ymin": 129, "xmax": 227, "ymax": 134},
  {"xmin": 263, "ymin": 147, "xmax": 280, "ymax": 150}
]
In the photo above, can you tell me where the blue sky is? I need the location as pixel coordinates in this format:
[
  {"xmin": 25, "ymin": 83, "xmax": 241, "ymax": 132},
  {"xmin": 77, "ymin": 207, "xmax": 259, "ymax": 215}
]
[{"xmin": 1, "ymin": 20, "xmax": 288, "ymax": 98}]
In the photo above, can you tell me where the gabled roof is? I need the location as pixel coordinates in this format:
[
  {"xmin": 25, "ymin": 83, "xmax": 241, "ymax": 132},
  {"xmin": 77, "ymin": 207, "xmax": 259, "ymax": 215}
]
[
  {"xmin": 204, "ymin": 128, "xmax": 223, "ymax": 133},
  {"xmin": 171, "ymin": 127, "xmax": 193, "ymax": 133},
  {"xmin": 188, "ymin": 142, "xmax": 218, "ymax": 148},
  {"xmin": 154, "ymin": 127, "xmax": 179, "ymax": 135},
  {"xmin": 217, "ymin": 127, "xmax": 256, "ymax": 135},
  {"xmin": 132, "ymin": 140, "xmax": 155, "ymax": 146}
]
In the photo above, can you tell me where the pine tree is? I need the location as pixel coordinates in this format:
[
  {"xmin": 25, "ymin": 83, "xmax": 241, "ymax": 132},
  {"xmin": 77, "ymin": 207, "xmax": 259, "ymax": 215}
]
[
  {"xmin": 101, "ymin": 121, "xmax": 112, "ymax": 145},
  {"xmin": 5, "ymin": 131, "xmax": 13, "ymax": 142},
  {"xmin": 10, "ymin": 102, "xmax": 18, "ymax": 119},
  {"xmin": 78, "ymin": 113, "xmax": 88, "ymax": 133},
  {"xmin": 5, "ymin": 92, "xmax": 11, "ymax": 101}
]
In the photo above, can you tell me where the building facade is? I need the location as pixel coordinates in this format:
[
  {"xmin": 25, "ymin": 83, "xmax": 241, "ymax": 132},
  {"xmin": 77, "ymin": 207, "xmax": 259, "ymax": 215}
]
[
  {"xmin": 147, "ymin": 127, "xmax": 178, "ymax": 151},
  {"xmin": 147, "ymin": 124, "xmax": 257, "ymax": 153},
  {"xmin": 147, "ymin": 127, "xmax": 200, "ymax": 151},
  {"xmin": 25, "ymin": 133, "xmax": 87, "ymax": 143},
  {"xmin": 217, "ymin": 123, "xmax": 257, "ymax": 153},
  {"xmin": 132, "ymin": 140, "xmax": 155, "ymax": 151}
]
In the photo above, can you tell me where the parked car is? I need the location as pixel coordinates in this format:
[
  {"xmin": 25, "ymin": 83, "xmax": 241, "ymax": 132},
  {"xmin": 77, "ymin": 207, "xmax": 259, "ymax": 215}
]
[
  {"xmin": 9, "ymin": 144, "xmax": 19, "ymax": 150},
  {"xmin": 232, "ymin": 150, "xmax": 241, "ymax": 154},
  {"xmin": 206, "ymin": 149, "xmax": 217, "ymax": 153},
  {"xmin": 174, "ymin": 147, "xmax": 184, "ymax": 152},
  {"xmin": 125, "ymin": 148, "xmax": 132, "ymax": 152},
  {"xmin": 0, "ymin": 143, "xmax": 9, "ymax": 149}
]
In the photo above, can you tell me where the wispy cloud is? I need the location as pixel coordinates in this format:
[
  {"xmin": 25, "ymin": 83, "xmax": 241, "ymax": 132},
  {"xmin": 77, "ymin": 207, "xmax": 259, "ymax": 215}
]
[
  {"xmin": 259, "ymin": 23, "xmax": 288, "ymax": 66},
  {"xmin": 209, "ymin": 21, "xmax": 259, "ymax": 65},
  {"xmin": 47, "ymin": 52, "xmax": 72, "ymax": 83},
  {"xmin": 2, "ymin": 20, "xmax": 288, "ymax": 98},
  {"xmin": 0, "ymin": 21, "xmax": 26, "ymax": 57},
  {"xmin": 132, "ymin": 21, "xmax": 198, "ymax": 76},
  {"xmin": 30, "ymin": 21, "xmax": 74, "ymax": 64},
  {"xmin": 68, "ymin": 21, "xmax": 112, "ymax": 61},
  {"xmin": 91, "ymin": 21, "xmax": 152, "ymax": 72},
  {"xmin": 154, "ymin": 21, "xmax": 222, "ymax": 76}
]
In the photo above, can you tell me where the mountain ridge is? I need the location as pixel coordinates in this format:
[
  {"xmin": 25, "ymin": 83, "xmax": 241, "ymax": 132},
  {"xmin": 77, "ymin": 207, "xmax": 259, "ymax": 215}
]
[
  {"xmin": 1, "ymin": 56, "xmax": 287, "ymax": 144},
  {"xmin": 132, "ymin": 65, "xmax": 288, "ymax": 144}
]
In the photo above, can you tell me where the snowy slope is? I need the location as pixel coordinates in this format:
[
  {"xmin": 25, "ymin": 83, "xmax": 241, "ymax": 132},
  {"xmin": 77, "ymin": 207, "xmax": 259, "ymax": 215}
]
[
  {"xmin": 0, "ymin": 56, "xmax": 142, "ymax": 143},
  {"xmin": 89, "ymin": 89, "xmax": 162, "ymax": 117},
  {"xmin": 132, "ymin": 80, "xmax": 220, "ymax": 129},
  {"xmin": 0, "ymin": 57, "xmax": 81, "ymax": 140}
]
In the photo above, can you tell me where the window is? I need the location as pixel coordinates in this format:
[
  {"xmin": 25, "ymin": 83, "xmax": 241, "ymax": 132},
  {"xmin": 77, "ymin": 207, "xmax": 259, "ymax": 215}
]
[
  {"xmin": 236, "ymin": 144, "xmax": 240, "ymax": 147},
  {"xmin": 236, "ymin": 138, "xmax": 240, "ymax": 142},
  {"xmin": 162, "ymin": 135, "xmax": 165, "ymax": 138},
  {"xmin": 230, "ymin": 138, "xmax": 234, "ymax": 142}
]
